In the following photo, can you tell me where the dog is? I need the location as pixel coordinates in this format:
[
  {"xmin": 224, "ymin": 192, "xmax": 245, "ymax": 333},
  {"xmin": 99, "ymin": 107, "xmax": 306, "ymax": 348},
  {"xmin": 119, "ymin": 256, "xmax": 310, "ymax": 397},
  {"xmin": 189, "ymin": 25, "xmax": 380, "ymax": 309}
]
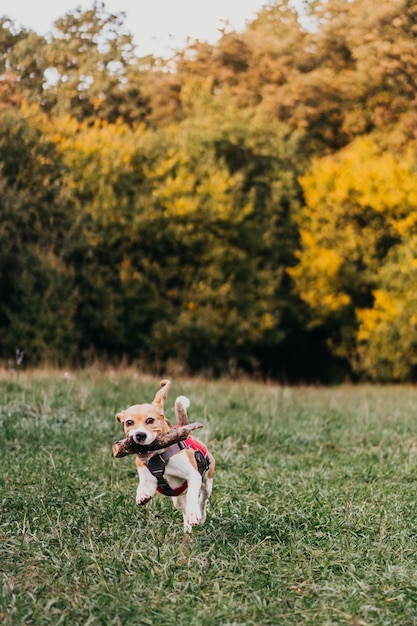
[{"xmin": 116, "ymin": 379, "xmax": 215, "ymax": 533}]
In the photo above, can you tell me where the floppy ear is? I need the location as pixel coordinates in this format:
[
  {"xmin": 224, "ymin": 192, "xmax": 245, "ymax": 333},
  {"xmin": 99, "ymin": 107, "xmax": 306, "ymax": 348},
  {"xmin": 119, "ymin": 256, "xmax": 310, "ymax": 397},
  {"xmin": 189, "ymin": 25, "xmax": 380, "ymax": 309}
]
[
  {"xmin": 116, "ymin": 411, "xmax": 125, "ymax": 423},
  {"xmin": 152, "ymin": 379, "xmax": 171, "ymax": 412}
]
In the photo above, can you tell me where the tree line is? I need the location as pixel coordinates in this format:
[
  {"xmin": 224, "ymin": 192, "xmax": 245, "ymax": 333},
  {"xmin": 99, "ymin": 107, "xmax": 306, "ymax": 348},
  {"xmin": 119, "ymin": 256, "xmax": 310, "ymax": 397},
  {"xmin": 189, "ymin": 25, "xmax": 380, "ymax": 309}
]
[{"xmin": 1, "ymin": 0, "xmax": 417, "ymax": 381}]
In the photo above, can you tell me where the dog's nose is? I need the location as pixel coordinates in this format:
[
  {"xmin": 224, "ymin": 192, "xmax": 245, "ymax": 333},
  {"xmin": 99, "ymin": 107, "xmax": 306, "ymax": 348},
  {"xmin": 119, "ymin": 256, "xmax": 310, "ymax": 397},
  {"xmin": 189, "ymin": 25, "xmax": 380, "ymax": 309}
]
[{"xmin": 133, "ymin": 432, "xmax": 147, "ymax": 443}]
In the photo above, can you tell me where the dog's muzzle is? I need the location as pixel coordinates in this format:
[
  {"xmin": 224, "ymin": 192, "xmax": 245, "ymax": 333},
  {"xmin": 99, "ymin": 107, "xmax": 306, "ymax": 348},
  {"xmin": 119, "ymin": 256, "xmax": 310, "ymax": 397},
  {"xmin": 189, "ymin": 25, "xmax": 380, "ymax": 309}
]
[{"xmin": 130, "ymin": 429, "xmax": 154, "ymax": 445}]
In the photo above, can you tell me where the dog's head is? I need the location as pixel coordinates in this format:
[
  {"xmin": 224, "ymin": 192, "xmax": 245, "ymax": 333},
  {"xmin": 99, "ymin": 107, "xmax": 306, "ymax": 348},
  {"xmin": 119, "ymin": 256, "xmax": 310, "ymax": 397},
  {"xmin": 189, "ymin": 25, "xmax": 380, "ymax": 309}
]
[{"xmin": 116, "ymin": 379, "xmax": 171, "ymax": 445}]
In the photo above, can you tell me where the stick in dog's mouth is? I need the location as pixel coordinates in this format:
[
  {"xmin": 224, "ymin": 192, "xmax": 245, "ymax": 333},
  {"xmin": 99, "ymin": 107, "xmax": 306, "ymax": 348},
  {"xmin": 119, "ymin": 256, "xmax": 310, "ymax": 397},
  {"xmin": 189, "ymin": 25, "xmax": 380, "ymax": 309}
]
[{"xmin": 112, "ymin": 421, "xmax": 203, "ymax": 457}]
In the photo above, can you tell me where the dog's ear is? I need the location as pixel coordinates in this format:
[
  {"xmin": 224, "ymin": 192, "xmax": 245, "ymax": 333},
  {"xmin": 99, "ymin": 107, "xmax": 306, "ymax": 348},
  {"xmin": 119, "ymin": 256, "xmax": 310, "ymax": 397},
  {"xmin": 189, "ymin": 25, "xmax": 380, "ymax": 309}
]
[
  {"xmin": 116, "ymin": 411, "xmax": 125, "ymax": 423},
  {"xmin": 152, "ymin": 379, "xmax": 171, "ymax": 412}
]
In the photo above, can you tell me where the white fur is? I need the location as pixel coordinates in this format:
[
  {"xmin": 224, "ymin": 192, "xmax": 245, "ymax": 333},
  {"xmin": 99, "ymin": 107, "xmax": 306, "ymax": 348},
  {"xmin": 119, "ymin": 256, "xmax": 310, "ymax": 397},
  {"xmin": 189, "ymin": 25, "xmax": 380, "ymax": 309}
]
[
  {"xmin": 165, "ymin": 451, "xmax": 205, "ymax": 532},
  {"xmin": 137, "ymin": 449, "xmax": 212, "ymax": 533},
  {"xmin": 175, "ymin": 395, "xmax": 190, "ymax": 409},
  {"xmin": 130, "ymin": 427, "xmax": 156, "ymax": 445},
  {"xmin": 136, "ymin": 465, "xmax": 158, "ymax": 505}
]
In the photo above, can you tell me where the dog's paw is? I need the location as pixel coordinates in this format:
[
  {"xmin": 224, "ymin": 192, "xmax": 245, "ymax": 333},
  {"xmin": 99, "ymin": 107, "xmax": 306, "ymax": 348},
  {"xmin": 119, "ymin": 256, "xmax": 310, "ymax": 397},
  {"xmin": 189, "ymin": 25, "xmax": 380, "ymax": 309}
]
[
  {"xmin": 185, "ymin": 510, "xmax": 202, "ymax": 527},
  {"xmin": 136, "ymin": 493, "xmax": 152, "ymax": 505}
]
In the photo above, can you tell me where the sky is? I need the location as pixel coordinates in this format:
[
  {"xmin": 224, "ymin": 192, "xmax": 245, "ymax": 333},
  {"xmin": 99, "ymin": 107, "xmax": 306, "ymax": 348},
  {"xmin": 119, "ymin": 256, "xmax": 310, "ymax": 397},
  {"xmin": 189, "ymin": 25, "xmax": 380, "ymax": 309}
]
[{"xmin": 2, "ymin": 0, "xmax": 271, "ymax": 57}]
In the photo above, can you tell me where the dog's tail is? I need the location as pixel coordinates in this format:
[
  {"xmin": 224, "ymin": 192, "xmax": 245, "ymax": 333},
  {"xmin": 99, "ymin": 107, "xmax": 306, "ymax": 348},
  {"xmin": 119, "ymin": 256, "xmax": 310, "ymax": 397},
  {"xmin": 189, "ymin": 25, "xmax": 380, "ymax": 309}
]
[{"xmin": 175, "ymin": 395, "xmax": 190, "ymax": 426}]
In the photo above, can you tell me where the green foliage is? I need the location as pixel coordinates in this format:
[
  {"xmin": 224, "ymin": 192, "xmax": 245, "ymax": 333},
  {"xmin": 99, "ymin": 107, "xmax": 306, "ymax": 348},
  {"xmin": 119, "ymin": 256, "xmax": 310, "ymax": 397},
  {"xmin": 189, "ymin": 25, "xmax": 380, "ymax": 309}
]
[
  {"xmin": 3, "ymin": 372, "xmax": 417, "ymax": 624},
  {"xmin": 43, "ymin": 2, "xmax": 139, "ymax": 121},
  {"xmin": 0, "ymin": 18, "xmax": 47, "ymax": 107},
  {"xmin": 40, "ymin": 104, "xmax": 302, "ymax": 373},
  {"xmin": 0, "ymin": 109, "xmax": 78, "ymax": 364},
  {"xmin": 1, "ymin": 0, "xmax": 417, "ymax": 379}
]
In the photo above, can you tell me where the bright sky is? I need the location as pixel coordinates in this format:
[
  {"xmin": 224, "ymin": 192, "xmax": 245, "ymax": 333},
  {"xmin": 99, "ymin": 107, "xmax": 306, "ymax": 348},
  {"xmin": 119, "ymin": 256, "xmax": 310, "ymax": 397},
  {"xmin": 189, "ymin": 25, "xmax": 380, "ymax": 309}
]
[{"xmin": 2, "ymin": 0, "xmax": 270, "ymax": 57}]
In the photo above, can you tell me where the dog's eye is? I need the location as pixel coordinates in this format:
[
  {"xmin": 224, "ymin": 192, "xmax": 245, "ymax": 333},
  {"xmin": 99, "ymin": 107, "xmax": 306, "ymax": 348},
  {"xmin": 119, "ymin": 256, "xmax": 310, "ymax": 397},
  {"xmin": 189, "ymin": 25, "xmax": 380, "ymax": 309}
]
[
  {"xmin": 125, "ymin": 419, "xmax": 134, "ymax": 427},
  {"xmin": 145, "ymin": 417, "xmax": 155, "ymax": 424}
]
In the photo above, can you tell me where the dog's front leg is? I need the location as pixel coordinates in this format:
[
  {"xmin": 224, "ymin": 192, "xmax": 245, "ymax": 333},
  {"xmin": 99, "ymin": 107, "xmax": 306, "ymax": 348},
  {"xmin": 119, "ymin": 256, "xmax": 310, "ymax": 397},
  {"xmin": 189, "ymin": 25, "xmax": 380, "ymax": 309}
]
[
  {"xmin": 184, "ymin": 469, "xmax": 203, "ymax": 531},
  {"xmin": 172, "ymin": 470, "xmax": 203, "ymax": 533},
  {"xmin": 135, "ymin": 459, "xmax": 157, "ymax": 505}
]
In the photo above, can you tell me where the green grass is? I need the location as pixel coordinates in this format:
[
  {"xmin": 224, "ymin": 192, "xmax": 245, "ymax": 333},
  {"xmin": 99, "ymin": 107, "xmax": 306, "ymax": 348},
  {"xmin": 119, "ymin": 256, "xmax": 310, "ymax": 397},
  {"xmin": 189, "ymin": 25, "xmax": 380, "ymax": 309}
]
[{"xmin": 2, "ymin": 370, "xmax": 417, "ymax": 625}]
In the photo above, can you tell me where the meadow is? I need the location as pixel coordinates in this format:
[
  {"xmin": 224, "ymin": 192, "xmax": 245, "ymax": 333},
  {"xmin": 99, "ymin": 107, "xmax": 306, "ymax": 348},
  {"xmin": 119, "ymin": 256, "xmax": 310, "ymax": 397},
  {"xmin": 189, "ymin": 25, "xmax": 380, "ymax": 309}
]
[{"xmin": 2, "ymin": 370, "xmax": 417, "ymax": 625}]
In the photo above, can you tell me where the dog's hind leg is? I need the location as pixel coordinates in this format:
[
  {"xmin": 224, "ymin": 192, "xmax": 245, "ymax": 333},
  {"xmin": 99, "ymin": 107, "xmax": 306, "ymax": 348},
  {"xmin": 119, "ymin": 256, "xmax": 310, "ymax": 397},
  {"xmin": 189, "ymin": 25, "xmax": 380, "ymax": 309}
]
[
  {"xmin": 198, "ymin": 476, "xmax": 213, "ymax": 525},
  {"xmin": 172, "ymin": 494, "xmax": 191, "ymax": 533},
  {"xmin": 199, "ymin": 453, "xmax": 215, "ymax": 525}
]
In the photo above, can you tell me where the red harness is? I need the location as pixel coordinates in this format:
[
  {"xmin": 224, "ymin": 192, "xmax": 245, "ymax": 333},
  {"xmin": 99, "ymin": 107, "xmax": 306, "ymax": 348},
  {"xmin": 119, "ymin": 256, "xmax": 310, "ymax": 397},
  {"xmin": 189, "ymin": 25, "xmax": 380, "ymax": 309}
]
[
  {"xmin": 182, "ymin": 437, "xmax": 208, "ymax": 457},
  {"xmin": 146, "ymin": 437, "xmax": 210, "ymax": 497}
]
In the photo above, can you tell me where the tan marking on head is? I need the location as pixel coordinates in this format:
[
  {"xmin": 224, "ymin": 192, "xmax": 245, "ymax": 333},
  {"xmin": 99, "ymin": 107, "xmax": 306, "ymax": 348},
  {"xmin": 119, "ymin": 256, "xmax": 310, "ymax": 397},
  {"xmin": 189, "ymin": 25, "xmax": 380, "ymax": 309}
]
[
  {"xmin": 115, "ymin": 380, "xmax": 172, "ymax": 440},
  {"xmin": 116, "ymin": 402, "xmax": 171, "ymax": 436},
  {"xmin": 116, "ymin": 411, "xmax": 126, "ymax": 424}
]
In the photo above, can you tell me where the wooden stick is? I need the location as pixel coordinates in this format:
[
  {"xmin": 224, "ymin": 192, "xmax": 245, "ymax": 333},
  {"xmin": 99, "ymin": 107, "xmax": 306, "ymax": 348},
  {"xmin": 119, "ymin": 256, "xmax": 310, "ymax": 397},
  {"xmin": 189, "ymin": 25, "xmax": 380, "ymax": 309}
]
[{"xmin": 112, "ymin": 422, "xmax": 203, "ymax": 458}]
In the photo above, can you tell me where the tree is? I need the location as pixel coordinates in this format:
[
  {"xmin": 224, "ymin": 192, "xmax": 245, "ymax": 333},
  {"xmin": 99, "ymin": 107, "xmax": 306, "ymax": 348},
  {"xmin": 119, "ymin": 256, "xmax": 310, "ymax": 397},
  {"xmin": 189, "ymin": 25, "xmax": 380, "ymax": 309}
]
[
  {"xmin": 41, "ymin": 98, "xmax": 303, "ymax": 374},
  {"xmin": 291, "ymin": 135, "xmax": 417, "ymax": 376},
  {"xmin": 41, "ymin": 2, "xmax": 136, "ymax": 120},
  {"xmin": 0, "ymin": 108, "xmax": 78, "ymax": 364},
  {"xmin": 41, "ymin": 2, "xmax": 185, "ymax": 127},
  {"xmin": 0, "ymin": 18, "xmax": 48, "ymax": 108},
  {"xmin": 356, "ymin": 239, "xmax": 417, "ymax": 381},
  {"xmin": 177, "ymin": 0, "xmax": 417, "ymax": 155}
]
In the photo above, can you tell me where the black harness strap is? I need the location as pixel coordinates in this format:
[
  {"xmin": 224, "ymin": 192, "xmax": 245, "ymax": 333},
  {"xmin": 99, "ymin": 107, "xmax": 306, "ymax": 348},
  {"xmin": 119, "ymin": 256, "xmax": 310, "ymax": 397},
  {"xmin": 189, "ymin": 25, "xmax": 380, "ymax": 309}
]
[
  {"xmin": 146, "ymin": 441, "xmax": 210, "ymax": 497},
  {"xmin": 146, "ymin": 443, "xmax": 185, "ymax": 496},
  {"xmin": 194, "ymin": 448, "xmax": 210, "ymax": 477}
]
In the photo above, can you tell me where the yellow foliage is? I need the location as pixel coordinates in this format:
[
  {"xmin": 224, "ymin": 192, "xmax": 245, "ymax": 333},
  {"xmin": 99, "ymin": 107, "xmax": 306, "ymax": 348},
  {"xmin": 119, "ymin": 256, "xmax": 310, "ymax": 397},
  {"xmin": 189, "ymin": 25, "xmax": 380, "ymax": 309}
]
[
  {"xmin": 289, "ymin": 231, "xmax": 351, "ymax": 316},
  {"xmin": 356, "ymin": 290, "xmax": 400, "ymax": 343},
  {"xmin": 262, "ymin": 312, "xmax": 274, "ymax": 331},
  {"xmin": 355, "ymin": 288, "xmax": 416, "ymax": 381},
  {"xmin": 300, "ymin": 137, "xmax": 417, "ymax": 229},
  {"xmin": 295, "ymin": 136, "xmax": 417, "ymax": 328},
  {"xmin": 354, "ymin": 236, "xmax": 417, "ymax": 380}
]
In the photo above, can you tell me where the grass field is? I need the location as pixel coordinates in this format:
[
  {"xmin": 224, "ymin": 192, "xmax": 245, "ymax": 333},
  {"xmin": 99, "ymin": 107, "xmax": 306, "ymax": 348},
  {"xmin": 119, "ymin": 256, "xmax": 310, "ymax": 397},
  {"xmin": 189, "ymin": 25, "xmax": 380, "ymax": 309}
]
[{"xmin": 2, "ymin": 370, "xmax": 417, "ymax": 625}]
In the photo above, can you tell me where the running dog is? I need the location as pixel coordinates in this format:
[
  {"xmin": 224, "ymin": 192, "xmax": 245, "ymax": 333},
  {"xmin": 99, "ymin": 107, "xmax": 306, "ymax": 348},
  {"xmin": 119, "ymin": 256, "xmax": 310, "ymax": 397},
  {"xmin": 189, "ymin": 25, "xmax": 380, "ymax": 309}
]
[{"xmin": 116, "ymin": 380, "xmax": 215, "ymax": 533}]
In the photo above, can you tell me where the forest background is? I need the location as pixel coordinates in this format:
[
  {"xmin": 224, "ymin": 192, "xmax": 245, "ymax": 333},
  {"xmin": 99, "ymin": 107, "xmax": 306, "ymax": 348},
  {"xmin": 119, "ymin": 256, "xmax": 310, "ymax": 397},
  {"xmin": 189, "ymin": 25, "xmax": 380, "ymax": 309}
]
[{"xmin": 1, "ymin": 0, "xmax": 417, "ymax": 382}]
